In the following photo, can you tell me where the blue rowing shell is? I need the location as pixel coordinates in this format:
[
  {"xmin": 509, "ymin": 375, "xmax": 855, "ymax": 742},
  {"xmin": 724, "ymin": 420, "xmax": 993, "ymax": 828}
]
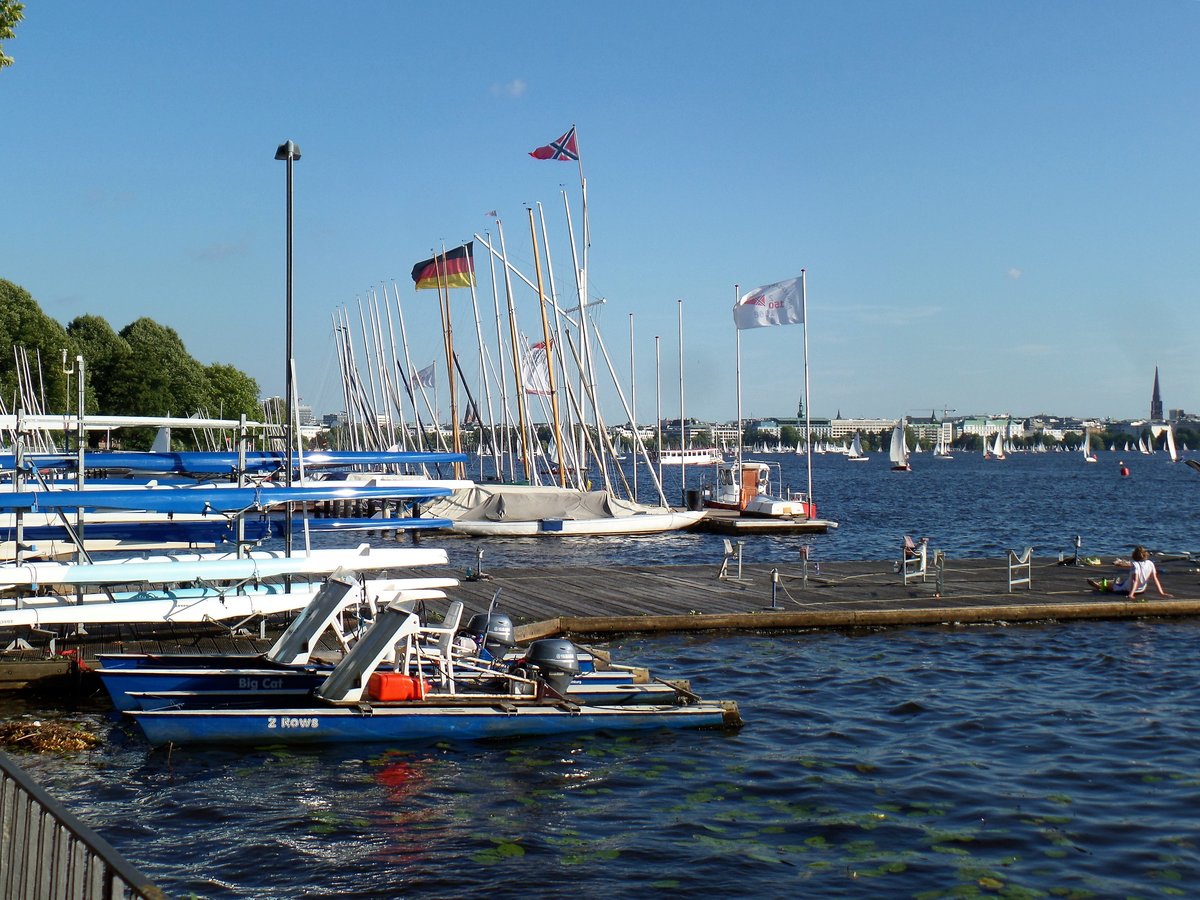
[
  {"xmin": 0, "ymin": 515, "xmax": 451, "ymax": 546},
  {"xmin": 0, "ymin": 484, "xmax": 450, "ymax": 514},
  {"xmin": 2, "ymin": 450, "xmax": 468, "ymax": 475},
  {"xmin": 127, "ymin": 701, "xmax": 736, "ymax": 746}
]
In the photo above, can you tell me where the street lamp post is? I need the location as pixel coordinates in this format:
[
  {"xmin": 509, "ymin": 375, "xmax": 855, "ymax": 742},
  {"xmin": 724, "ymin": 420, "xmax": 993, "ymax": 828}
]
[{"xmin": 275, "ymin": 140, "xmax": 301, "ymax": 558}]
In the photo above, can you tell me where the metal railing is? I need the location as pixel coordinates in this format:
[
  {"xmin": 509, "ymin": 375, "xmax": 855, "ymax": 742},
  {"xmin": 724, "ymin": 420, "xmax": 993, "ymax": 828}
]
[{"xmin": 0, "ymin": 750, "xmax": 163, "ymax": 900}]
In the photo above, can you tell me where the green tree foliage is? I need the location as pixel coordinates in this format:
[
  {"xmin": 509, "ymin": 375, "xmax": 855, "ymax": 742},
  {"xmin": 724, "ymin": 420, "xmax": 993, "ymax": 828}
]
[
  {"xmin": 0, "ymin": 1, "xmax": 23, "ymax": 71},
  {"xmin": 779, "ymin": 425, "xmax": 799, "ymax": 447},
  {"xmin": 204, "ymin": 363, "xmax": 260, "ymax": 420},
  {"xmin": 66, "ymin": 314, "xmax": 131, "ymax": 413},
  {"xmin": 0, "ymin": 279, "xmax": 79, "ymax": 412},
  {"xmin": 1, "ymin": 281, "xmax": 261, "ymax": 448},
  {"xmin": 106, "ymin": 318, "xmax": 212, "ymax": 417}
]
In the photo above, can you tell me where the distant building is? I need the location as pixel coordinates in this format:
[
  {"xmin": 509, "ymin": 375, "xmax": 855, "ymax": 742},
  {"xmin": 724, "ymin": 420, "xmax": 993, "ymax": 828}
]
[
  {"xmin": 1151, "ymin": 367, "xmax": 1163, "ymax": 421},
  {"xmin": 828, "ymin": 417, "xmax": 895, "ymax": 439}
]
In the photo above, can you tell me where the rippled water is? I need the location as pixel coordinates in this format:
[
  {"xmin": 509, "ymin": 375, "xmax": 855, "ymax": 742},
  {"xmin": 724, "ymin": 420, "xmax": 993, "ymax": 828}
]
[
  {"xmin": 431, "ymin": 449, "xmax": 1200, "ymax": 570},
  {"xmin": 6, "ymin": 450, "xmax": 1200, "ymax": 897},
  {"xmin": 11, "ymin": 620, "xmax": 1200, "ymax": 898}
]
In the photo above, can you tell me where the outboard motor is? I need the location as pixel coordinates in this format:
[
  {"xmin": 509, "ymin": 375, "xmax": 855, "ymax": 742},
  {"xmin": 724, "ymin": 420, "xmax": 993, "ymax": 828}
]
[
  {"xmin": 523, "ymin": 638, "xmax": 582, "ymax": 697},
  {"xmin": 462, "ymin": 612, "xmax": 515, "ymax": 660}
]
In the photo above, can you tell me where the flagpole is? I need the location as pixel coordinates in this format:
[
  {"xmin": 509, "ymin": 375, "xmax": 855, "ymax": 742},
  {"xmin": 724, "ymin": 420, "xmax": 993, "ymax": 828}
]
[
  {"xmin": 801, "ymin": 269, "xmax": 813, "ymax": 513},
  {"xmin": 734, "ymin": 283, "xmax": 742, "ymax": 482},
  {"xmin": 678, "ymin": 298, "xmax": 686, "ymax": 507},
  {"xmin": 437, "ymin": 243, "xmax": 464, "ymax": 478}
]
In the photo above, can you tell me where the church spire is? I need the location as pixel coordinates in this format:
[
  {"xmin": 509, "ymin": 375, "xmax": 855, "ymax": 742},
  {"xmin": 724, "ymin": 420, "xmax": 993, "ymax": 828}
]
[{"xmin": 1151, "ymin": 366, "xmax": 1163, "ymax": 421}]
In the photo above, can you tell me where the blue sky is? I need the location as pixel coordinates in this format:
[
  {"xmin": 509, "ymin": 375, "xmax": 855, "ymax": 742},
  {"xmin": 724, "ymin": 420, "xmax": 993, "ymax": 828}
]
[{"xmin": 3, "ymin": 2, "xmax": 1198, "ymax": 423}]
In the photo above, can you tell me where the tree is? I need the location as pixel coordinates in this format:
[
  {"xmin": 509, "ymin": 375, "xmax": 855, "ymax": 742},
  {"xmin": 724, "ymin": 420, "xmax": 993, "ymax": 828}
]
[
  {"xmin": 0, "ymin": 1, "xmax": 22, "ymax": 71},
  {"xmin": 106, "ymin": 317, "xmax": 212, "ymax": 416},
  {"xmin": 0, "ymin": 279, "xmax": 79, "ymax": 412},
  {"xmin": 66, "ymin": 314, "xmax": 131, "ymax": 413},
  {"xmin": 205, "ymin": 363, "xmax": 260, "ymax": 421},
  {"xmin": 779, "ymin": 425, "xmax": 800, "ymax": 447}
]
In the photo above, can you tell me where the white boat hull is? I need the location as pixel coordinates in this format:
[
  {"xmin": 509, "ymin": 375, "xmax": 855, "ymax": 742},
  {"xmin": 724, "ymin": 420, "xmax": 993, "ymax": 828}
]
[
  {"xmin": 446, "ymin": 510, "xmax": 705, "ymax": 537},
  {"xmin": 0, "ymin": 576, "xmax": 459, "ymax": 628}
]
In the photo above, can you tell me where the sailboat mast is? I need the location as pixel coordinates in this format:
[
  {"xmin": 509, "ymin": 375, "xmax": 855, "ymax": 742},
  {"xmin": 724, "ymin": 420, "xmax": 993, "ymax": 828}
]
[
  {"xmin": 528, "ymin": 209, "xmax": 565, "ymax": 487},
  {"xmin": 655, "ymin": 335, "xmax": 663, "ymax": 491},
  {"xmin": 801, "ymin": 269, "xmax": 813, "ymax": 507},
  {"xmin": 498, "ymin": 220, "xmax": 532, "ymax": 482},
  {"xmin": 629, "ymin": 312, "xmax": 637, "ymax": 500},
  {"xmin": 678, "ymin": 298, "xmax": 686, "ymax": 506}
]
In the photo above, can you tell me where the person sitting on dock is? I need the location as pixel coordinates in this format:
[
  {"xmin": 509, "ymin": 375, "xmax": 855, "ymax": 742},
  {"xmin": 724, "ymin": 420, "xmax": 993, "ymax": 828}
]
[{"xmin": 1087, "ymin": 546, "xmax": 1172, "ymax": 599}]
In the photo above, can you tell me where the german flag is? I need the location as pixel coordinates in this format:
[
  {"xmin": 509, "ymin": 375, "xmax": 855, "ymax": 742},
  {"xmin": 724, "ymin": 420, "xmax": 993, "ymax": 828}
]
[{"xmin": 411, "ymin": 242, "xmax": 475, "ymax": 291}]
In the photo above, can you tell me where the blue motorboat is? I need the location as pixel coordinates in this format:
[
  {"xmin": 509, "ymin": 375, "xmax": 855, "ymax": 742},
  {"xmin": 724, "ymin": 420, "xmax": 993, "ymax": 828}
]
[{"xmin": 123, "ymin": 600, "xmax": 740, "ymax": 746}]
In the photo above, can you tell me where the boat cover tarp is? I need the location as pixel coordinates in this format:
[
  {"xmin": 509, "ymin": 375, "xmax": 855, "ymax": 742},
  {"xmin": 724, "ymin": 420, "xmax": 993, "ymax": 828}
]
[{"xmin": 422, "ymin": 486, "xmax": 669, "ymax": 522}]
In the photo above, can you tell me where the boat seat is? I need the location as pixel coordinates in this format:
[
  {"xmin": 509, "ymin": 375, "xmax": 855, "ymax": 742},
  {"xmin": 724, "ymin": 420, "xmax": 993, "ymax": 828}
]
[
  {"xmin": 403, "ymin": 600, "xmax": 465, "ymax": 692},
  {"xmin": 901, "ymin": 536, "xmax": 929, "ymax": 584},
  {"xmin": 1007, "ymin": 548, "xmax": 1033, "ymax": 592}
]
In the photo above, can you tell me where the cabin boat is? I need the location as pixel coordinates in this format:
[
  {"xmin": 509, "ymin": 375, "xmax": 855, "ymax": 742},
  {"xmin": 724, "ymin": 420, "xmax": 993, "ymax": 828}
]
[{"xmin": 702, "ymin": 461, "xmax": 816, "ymax": 519}]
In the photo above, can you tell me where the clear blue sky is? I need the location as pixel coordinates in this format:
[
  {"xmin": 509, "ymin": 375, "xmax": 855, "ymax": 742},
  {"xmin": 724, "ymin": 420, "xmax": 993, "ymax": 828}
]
[{"xmin": 4, "ymin": 2, "xmax": 1198, "ymax": 423}]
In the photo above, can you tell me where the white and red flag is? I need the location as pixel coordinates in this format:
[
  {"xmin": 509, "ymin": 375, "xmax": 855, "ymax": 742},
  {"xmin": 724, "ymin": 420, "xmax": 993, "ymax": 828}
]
[{"xmin": 733, "ymin": 274, "xmax": 805, "ymax": 330}]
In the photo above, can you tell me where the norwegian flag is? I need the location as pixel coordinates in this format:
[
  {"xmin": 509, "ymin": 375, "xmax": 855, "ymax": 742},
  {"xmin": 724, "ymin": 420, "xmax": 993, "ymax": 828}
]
[{"xmin": 529, "ymin": 126, "xmax": 579, "ymax": 162}]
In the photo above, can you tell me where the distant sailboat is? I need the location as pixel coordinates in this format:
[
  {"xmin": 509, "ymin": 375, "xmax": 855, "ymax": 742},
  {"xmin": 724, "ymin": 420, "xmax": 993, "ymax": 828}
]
[
  {"xmin": 989, "ymin": 431, "xmax": 1006, "ymax": 461},
  {"xmin": 1166, "ymin": 425, "xmax": 1179, "ymax": 463},
  {"xmin": 933, "ymin": 432, "xmax": 952, "ymax": 460},
  {"xmin": 1082, "ymin": 429, "xmax": 1097, "ymax": 463},
  {"xmin": 890, "ymin": 422, "xmax": 911, "ymax": 472},
  {"xmin": 848, "ymin": 432, "xmax": 869, "ymax": 462}
]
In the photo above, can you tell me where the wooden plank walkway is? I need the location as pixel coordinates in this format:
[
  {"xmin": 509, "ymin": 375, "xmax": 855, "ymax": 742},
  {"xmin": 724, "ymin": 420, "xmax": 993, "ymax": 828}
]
[{"xmin": 2, "ymin": 555, "xmax": 1198, "ymax": 692}]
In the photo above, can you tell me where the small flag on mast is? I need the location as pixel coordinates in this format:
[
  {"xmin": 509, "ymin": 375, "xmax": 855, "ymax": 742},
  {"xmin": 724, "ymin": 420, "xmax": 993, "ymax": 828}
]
[
  {"xmin": 529, "ymin": 126, "xmax": 579, "ymax": 162},
  {"xmin": 411, "ymin": 243, "xmax": 475, "ymax": 291},
  {"xmin": 411, "ymin": 362, "xmax": 435, "ymax": 388},
  {"xmin": 733, "ymin": 274, "xmax": 805, "ymax": 330}
]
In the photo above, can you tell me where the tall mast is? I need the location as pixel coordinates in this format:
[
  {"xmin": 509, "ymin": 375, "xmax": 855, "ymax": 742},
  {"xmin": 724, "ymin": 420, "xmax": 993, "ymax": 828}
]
[
  {"xmin": 801, "ymin": 269, "xmax": 813, "ymax": 508},
  {"xmin": 678, "ymin": 298, "xmax": 686, "ymax": 506},
  {"xmin": 528, "ymin": 208, "xmax": 565, "ymax": 487},
  {"xmin": 498, "ymin": 220, "xmax": 532, "ymax": 483}
]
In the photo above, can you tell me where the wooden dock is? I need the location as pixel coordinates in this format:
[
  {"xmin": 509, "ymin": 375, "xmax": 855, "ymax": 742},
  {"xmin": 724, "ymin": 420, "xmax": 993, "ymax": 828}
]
[{"xmin": 1, "ymin": 554, "xmax": 1197, "ymax": 693}]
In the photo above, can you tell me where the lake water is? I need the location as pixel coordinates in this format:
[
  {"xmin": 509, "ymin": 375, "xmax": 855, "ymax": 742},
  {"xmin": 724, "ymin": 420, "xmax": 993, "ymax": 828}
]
[{"xmin": 7, "ymin": 449, "xmax": 1200, "ymax": 898}]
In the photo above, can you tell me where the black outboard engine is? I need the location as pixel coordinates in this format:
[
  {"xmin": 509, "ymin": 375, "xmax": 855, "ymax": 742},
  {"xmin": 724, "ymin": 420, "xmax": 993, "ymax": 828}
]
[
  {"xmin": 462, "ymin": 612, "xmax": 515, "ymax": 660},
  {"xmin": 523, "ymin": 638, "xmax": 582, "ymax": 697}
]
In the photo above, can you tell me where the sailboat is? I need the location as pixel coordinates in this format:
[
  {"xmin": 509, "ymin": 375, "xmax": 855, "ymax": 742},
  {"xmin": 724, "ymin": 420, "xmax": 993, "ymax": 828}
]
[
  {"xmin": 989, "ymin": 431, "xmax": 1006, "ymax": 461},
  {"xmin": 889, "ymin": 422, "xmax": 911, "ymax": 472},
  {"xmin": 1165, "ymin": 424, "xmax": 1179, "ymax": 463},
  {"xmin": 933, "ymin": 431, "xmax": 952, "ymax": 459},
  {"xmin": 847, "ymin": 432, "xmax": 869, "ymax": 462},
  {"xmin": 1082, "ymin": 429, "xmax": 1097, "ymax": 463}
]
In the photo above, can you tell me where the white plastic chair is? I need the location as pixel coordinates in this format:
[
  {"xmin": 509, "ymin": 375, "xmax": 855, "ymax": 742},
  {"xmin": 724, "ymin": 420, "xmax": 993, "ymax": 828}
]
[{"xmin": 1007, "ymin": 548, "xmax": 1033, "ymax": 592}]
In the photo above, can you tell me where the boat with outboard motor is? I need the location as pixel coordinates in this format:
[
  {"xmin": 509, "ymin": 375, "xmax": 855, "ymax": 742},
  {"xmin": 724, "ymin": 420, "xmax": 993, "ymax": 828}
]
[
  {"xmin": 98, "ymin": 597, "xmax": 676, "ymax": 710},
  {"xmin": 123, "ymin": 596, "xmax": 740, "ymax": 746}
]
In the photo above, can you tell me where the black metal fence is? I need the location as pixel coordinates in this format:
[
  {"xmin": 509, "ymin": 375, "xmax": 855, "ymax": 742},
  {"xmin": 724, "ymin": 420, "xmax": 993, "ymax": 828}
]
[{"xmin": 0, "ymin": 750, "xmax": 163, "ymax": 900}]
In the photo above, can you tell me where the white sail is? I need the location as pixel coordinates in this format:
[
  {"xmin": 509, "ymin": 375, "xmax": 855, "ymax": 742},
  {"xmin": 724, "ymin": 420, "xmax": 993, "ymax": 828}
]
[
  {"xmin": 889, "ymin": 423, "xmax": 909, "ymax": 469},
  {"xmin": 1083, "ymin": 430, "xmax": 1097, "ymax": 463},
  {"xmin": 1166, "ymin": 425, "xmax": 1179, "ymax": 462},
  {"xmin": 991, "ymin": 431, "xmax": 1005, "ymax": 459}
]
